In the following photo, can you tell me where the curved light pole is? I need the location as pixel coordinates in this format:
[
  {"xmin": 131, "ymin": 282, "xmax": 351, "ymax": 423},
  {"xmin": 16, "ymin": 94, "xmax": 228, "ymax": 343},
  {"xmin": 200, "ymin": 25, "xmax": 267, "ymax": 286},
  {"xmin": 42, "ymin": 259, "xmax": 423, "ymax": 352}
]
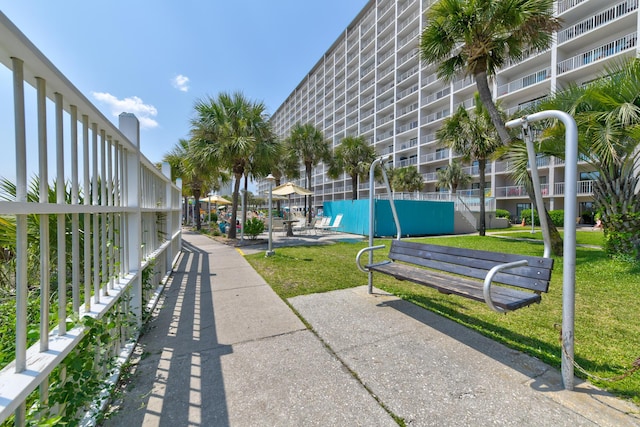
[{"xmin": 265, "ymin": 174, "xmax": 275, "ymax": 257}]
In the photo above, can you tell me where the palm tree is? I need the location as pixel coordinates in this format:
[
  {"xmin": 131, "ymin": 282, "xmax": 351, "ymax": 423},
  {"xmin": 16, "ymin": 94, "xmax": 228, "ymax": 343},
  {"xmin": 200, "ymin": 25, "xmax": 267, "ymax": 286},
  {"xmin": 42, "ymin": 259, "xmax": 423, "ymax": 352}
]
[
  {"xmin": 437, "ymin": 94, "xmax": 502, "ymax": 235},
  {"xmin": 327, "ymin": 136, "xmax": 376, "ymax": 200},
  {"xmin": 163, "ymin": 139, "xmax": 195, "ymax": 226},
  {"xmin": 163, "ymin": 139, "xmax": 222, "ymax": 230},
  {"xmin": 238, "ymin": 129, "xmax": 279, "ymax": 232},
  {"xmin": 286, "ymin": 123, "xmax": 332, "ymax": 224},
  {"xmin": 190, "ymin": 92, "xmax": 274, "ymax": 239},
  {"xmin": 389, "ymin": 166, "xmax": 424, "ymax": 193},
  {"xmin": 535, "ymin": 59, "xmax": 640, "ymax": 259},
  {"xmin": 269, "ymin": 142, "xmax": 301, "ymax": 215},
  {"xmin": 419, "ymin": 0, "xmax": 560, "ymax": 144},
  {"xmin": 436, "ymin": 160, "xmax": 471, "ymax": 195},
  {"xmin": 496, "ymin": 140, "xmax": 564, "ymax": 255}
]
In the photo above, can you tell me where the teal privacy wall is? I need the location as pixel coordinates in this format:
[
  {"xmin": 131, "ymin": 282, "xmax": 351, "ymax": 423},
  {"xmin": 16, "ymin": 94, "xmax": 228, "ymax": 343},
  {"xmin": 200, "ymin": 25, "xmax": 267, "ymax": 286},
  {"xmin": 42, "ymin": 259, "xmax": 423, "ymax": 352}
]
[{"xmin": 323, "ymin": 199, "xmax": 454, "ymax": 237}]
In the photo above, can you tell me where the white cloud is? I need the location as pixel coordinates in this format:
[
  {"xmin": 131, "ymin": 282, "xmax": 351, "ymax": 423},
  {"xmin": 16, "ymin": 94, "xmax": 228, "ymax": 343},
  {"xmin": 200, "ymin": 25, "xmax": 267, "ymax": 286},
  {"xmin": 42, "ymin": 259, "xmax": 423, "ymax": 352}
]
[
  {"xmin": 172, "ymin": 74, "xmax": 190, "ymax": 92},
  {"xmin": 91, "ymin": 92, "xmax": 159, "ymax": 129}
]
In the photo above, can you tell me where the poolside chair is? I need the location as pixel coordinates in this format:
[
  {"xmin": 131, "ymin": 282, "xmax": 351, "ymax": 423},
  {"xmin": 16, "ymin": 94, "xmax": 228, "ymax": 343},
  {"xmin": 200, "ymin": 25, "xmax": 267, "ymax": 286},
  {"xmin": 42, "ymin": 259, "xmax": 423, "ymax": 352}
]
[
  {"xmin": 295, "ymin": 217, "xmax": 317, "ymax": 234},
  {"xmin": 322, "ymin": 214, "xmax": 343, "ymax": 234},
  {"xmin": 313, "ymin": 216, "xmax": 331, "ymax": 234}
]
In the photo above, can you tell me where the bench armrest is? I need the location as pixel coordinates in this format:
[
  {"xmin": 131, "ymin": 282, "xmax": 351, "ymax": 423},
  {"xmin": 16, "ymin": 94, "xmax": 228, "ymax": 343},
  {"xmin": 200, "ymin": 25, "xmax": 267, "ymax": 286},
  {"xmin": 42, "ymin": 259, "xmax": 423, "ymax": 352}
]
[
  {"xmin": 355, "ymin": 245, "xmax": 387, "ymax": 273},
  {"xmin": 483, "ymin": 260, "xmax": 529, "ymax": 313}
]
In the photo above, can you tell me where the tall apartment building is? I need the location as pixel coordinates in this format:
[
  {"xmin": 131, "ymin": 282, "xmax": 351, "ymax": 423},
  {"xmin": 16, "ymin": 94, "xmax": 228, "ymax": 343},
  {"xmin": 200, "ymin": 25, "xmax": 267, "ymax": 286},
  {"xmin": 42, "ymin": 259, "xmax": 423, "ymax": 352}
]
[{"xmin": 264, "ymin": 0, "xmax": 639, "ymax": 222}]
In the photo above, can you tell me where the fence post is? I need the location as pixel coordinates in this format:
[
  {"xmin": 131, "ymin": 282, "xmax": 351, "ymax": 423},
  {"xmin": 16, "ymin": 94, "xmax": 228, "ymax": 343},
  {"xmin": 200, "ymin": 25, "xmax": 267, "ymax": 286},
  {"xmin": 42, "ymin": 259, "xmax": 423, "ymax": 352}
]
[
  {"xmin": 119, "ymin": 113, "xmax": 143, "ymax": 326},
  {"xmin": 162, "ymin": 161, "xmax": 173, "ymax": 277}
]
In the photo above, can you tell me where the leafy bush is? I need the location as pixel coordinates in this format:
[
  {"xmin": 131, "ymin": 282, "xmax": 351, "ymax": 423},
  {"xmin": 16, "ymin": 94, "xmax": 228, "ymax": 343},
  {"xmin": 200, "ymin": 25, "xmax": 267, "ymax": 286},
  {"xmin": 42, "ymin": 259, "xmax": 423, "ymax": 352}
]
[
  {"xmin": 548, "ymin": 210, "xmax": 564, "ymax": 227},
  {"xmin": 244, "ymin": 218, "xmax": 265, "ymax": 239},
  {"xmin": 495, "ymin": 209, "xmax": 510, "ymax": 219},
  {"xmin": 521, "ymin": 208, "xmax": 540, "ymax": 226},
  {"xmin": 206, "ymin": 212, "xmax": 218, "ymax": 223}
]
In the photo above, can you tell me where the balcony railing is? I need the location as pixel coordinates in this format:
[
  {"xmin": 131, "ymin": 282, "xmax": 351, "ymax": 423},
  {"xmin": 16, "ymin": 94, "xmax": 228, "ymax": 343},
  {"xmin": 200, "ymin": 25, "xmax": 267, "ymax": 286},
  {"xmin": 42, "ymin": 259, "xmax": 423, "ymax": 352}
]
[
  {"xmin": 420, "ymin": 148, "xmax": 450, "ymax": 163},
  {"xmin": 557, "ymin": 32, "xmax": 637, "ymax": 75},
  {"xmin": 377, "ymin": 80, "xmax": 395, "ymax": 95},
  {"xmin": 422, "ymin": 72, "xmax": 438, "ymax": 87},
  {"xmin": 557, "ymin": 0, "xmax": 638, "ymax": 44},
  {"xmin": 422, "ymin": 87, "xmax": 450, "ymax": 105},
  {"xmin": 398, "ymin": 49, "xmax": 418, "ymax": 65},
  {"xmin": 376, "ymin": 129, "xmax": 395, "ymax": 141},
  {"xmin": 397, "ymin": 101, "xmax": 419, "ymax": 117},
  {"xmin": 505, "ymin": 97, "xmax": 547, "ymax": 117},
  {"xmin": 555, "ymin": 180, "xmax": 596, "ymax": 196},
  {"xmin": 497, "ymin": 67, "xmax": 551, "ymax": 96},
  {"xmin": 378, "ymin": 113, "xmax": 394, "ymax": 125},
  {"xmin": 398, "ymin": 28, "xmax": 420, "ymax": 48},
  {"xmin": 396, "ymin": 120, "xmax": 419, "ymax": 134},
  {"xmin": 420, "ymin": 133, "xmax": 437, "ymax": 145},
  {"xmin": 397, "ymin": 83, "xmax": 419, "ymax": 99},
  {"xmin": 397, "ymin": 157, "xmax": 418, "ymax": 167},
  {"xmin": 558, "ymin": 0, "xmax": 587, "ymax": 14},
  {"xmin": 0, "ymin": 13, "xmax": 182, "ymax": 425},
  {"xmin": 398, "ymin": 137, "xmax": 419, "ymax": 150},
  {"xmin": 398, "ymin": 64, "xmax": 419, "ymax": 83},
  {"xmin": 495, "ymin": 180, "xmax": 594, "ymax": 198},
  {"xmin": 424, "ymin": 107, "xmax": 450, "ymax": 124}
]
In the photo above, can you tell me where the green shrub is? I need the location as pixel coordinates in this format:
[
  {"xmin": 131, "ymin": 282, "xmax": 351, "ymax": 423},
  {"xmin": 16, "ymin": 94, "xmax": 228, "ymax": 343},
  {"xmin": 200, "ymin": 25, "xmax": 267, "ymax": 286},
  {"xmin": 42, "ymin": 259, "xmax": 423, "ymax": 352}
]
[
  {"xmin": 521, "ymin": 208, "xmax": 539, "ymax": 226},
  {"xmin": 548, "ymin": 210, "xmax": 564, "ymax": 227},
  {"xmin": 206, "ymin": 212, "xmax": 218, "ymax": 223},
  {"xmin": 244, "ymin": 218, "xmax": 265, "ymax": 239},
  {"xmin": 495, "ymin": 209, "xmax": 510, "ymax": 219}
]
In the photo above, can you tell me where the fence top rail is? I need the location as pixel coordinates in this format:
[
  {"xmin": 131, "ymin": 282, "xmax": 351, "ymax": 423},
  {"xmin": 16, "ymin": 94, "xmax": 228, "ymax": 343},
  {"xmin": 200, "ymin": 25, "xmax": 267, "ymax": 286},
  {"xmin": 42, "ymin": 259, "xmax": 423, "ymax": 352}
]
[{"xmin": 0, "ymin": 12, "xmax": 171, "ymax": 185}]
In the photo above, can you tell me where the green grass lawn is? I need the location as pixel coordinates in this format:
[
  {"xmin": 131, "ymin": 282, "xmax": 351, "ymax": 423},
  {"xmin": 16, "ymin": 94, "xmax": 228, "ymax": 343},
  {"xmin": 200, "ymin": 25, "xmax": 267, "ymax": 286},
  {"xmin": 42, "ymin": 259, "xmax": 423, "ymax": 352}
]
[
  {"xmin": 491, "ymin": 228, "xmax": 605, "ymax": 247},
  {"xmin": 245, "ymin": 233, "xmax": 640, "ymax": 404}
]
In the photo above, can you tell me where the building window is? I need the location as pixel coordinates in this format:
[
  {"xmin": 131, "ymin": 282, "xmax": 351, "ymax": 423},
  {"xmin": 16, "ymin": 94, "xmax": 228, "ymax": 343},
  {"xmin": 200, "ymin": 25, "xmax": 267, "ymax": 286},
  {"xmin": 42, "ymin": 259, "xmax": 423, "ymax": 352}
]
[{"xmin": 580, "ymin": 171, "xmax": 599, "ymax": 181}]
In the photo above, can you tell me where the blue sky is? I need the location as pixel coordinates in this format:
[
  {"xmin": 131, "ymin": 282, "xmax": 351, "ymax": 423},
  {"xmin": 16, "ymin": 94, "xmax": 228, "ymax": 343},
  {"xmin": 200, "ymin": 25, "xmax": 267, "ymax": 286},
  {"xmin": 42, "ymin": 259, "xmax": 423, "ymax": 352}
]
[{"xmin": 0, "ymin": 1, "xmax": 369, "ymax": 183}]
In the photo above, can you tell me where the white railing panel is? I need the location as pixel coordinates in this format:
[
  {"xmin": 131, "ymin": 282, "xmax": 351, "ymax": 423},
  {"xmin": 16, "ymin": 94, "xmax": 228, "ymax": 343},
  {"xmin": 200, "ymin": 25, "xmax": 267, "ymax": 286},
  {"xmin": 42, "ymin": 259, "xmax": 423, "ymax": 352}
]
[{"xmin": 0, "ymin": 12, "xmax": 182, "ymax": 425}]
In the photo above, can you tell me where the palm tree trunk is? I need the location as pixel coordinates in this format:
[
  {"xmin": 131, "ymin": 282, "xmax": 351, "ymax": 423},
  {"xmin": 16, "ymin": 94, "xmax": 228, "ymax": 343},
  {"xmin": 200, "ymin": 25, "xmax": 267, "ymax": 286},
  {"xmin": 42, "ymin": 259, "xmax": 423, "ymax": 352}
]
[
  {"xmin": 183, "ymin": 196, "xmax": 188, "ymax": 225},
  {"xmin": 351, "ymin": 174, "xmax": 358, "ymax": 200},
  {"xmin": 474, "ymin": 71, "xmax": 511, "ymax": 145},
  {"xmin": 306, "ymin": 167, "xmax": 313, "ymax": 225},
  {"xmin": 193, "ymin": 189, "xmax": 202, "ymax": 230},
  {"xmin": 524, "ymin": 179, "xmax": 563, "ymax": 256},
  {"xmin": 229, "ymin": 175, "xmax": 242, "ymax": 239},
  {"xmin": 242, "ymin": 175, "xmax": 249, "ymax": 234},
  {"xmin": 478, "ymin": 159, "xmax": 486, "ymax": 236}
]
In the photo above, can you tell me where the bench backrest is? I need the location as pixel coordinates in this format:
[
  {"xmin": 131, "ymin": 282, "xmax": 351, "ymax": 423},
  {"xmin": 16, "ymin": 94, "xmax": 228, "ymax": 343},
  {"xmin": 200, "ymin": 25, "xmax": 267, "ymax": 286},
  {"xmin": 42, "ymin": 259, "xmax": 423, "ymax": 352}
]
[{"xmin": 388, "ymin": 240, "xmax": 553, "ymax": 293}]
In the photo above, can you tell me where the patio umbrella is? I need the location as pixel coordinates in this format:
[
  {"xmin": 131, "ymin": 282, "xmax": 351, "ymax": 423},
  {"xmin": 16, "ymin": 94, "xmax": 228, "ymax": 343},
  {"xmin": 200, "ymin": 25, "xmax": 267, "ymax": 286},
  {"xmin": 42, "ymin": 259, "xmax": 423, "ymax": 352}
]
[
  {"xmin": 271, "ymin": 182, "xmax": 313, "ymax": 197},
  {"xmin": 199, "ymin": 195, "xmax": 232, "ymax": 229},
  {"xmin": 261, "ymin": 190, "xmax": 288, "ymax": 201},
  {"xmin": 199, "ymin": 195, "xmax": 231, "ymax": 204},
  {"xmin": 271, "ymin": 182, "xmax": 313, "ymax": 219}
]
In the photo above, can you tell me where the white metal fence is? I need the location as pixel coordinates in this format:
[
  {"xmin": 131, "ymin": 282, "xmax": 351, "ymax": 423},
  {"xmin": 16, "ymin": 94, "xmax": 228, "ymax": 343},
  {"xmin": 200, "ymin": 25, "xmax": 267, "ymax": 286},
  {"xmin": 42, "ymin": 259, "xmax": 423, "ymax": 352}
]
[{"xmin": 0, "ymin": 12, "xmax": 182, "ymax": 425}]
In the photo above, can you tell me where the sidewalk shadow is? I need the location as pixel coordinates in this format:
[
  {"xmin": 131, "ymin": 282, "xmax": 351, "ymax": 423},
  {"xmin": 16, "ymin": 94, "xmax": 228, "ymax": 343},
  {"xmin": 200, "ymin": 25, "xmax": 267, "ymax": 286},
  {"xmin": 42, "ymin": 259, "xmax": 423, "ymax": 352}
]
[
  {"xmin": 379, "ymin": 294, "xmax": 614, "ymax": 397},
  {"xmin": 104, "ymin": 239, "xmax": 233, "ymax": 426}
]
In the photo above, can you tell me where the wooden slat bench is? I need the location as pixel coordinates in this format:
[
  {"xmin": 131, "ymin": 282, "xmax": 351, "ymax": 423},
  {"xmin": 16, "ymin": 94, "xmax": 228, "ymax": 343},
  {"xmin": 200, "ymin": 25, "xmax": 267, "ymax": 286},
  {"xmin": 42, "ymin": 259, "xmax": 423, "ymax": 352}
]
[{"xmin": 356, "ymin": 240, "xmax": 554, "ymax": 313}]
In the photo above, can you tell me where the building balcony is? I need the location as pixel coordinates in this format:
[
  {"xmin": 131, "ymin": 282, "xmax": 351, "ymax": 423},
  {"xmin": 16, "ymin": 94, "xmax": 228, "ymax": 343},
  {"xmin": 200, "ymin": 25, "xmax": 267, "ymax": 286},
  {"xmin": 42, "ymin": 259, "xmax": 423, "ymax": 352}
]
[
  {"xmin": 558, "ymin": 0, "xmax": 588, "ymax": 14},
  {"xmin": 557, "ymin": 0, "xmax": 638, "ymax": 45},
  {"xmin": 397, "ymin": 157, "xmax": 418, "ymax": 167},
  {"xmin": 497, "ymin": 67, "xmax": 551, "ymax": 97},
  {"xmin": 494, "ymin": 180, "xmax": 595, "ymax": 198},
  {"xmin": 420, "ymin": 148, "xmax": 449, "ymax": 163},
  {"xmin": 557, "ymin": 32, "xmax": 637, "ymax": 75}
]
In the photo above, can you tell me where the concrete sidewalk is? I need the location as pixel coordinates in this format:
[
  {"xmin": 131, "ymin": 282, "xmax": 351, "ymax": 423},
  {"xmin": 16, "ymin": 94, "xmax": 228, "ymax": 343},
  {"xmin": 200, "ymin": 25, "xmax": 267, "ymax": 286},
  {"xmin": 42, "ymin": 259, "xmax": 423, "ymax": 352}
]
[{"xmin": 104, "ymin": 231, "xmax": 640, "ymax": 426}]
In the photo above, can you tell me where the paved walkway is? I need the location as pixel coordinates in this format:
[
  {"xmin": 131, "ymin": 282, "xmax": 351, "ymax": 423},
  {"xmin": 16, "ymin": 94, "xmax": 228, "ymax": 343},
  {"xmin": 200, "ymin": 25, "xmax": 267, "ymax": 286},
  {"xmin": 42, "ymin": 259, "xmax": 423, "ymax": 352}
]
[{"xmin": 103, "ymin": 230, "xmax": 640, "ymax": 426}]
